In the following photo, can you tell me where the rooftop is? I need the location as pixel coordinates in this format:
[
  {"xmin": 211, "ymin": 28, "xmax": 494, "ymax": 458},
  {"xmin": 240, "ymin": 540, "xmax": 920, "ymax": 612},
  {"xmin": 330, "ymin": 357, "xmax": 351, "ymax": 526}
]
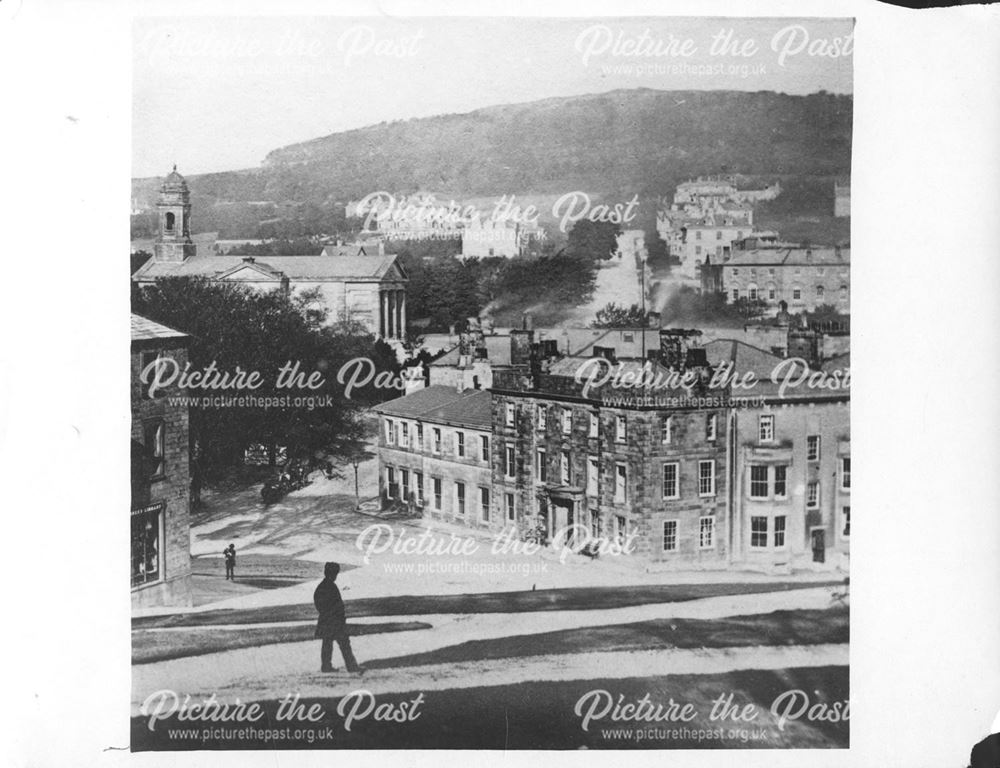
[
  {"xmin": 374, "ymin": 385, "xmax": 492, "ymax": 429},
  {"xmin": 131, "ymin": 313, "xmax": 187, "ymax": 342},
  {"xmin": 725, "ymin": 246, "xmax": 850, "ymax": 268},
  {"xmin": 133, "ymin": 249, "xmax": 403, "ymax": 282}
]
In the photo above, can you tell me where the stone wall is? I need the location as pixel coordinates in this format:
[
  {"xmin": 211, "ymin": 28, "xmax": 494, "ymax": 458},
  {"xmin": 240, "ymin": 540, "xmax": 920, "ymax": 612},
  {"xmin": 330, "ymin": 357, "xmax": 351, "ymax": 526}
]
[{"xmin": 131, "ymin": 340, "xmax": 193, "ymax": 609}]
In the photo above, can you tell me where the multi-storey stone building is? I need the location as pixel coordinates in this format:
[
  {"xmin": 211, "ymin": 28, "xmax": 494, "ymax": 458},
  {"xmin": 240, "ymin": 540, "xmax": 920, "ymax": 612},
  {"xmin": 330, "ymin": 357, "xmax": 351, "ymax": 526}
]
[
  {"xmin": 722, "ymin": 245, "xmax": 851, "ymax": 314},
  {"xmin": 489, "ymin": 329, "xmax": 731, "ymax": 565},
  {"xmin": 131, "ymin": 314, "xmax": 193, "ymax": 608},
  {"xmin": 704, "ymin": 340, "xmax": 850, "ymax": 571},
  {"xmin": 374, "ymin": 385, "xmax": 494, "ymax": 528},
  {"xmin": 375, "ymin": 328, "xmax": 850, "ymax": 572}
]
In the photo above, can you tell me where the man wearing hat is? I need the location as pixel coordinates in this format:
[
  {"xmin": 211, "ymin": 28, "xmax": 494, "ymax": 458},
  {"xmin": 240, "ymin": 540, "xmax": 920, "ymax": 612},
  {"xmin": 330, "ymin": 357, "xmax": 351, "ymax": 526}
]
[{"xmin": 314, "ymin": 562, "xmax": 363, "ymax": 674}]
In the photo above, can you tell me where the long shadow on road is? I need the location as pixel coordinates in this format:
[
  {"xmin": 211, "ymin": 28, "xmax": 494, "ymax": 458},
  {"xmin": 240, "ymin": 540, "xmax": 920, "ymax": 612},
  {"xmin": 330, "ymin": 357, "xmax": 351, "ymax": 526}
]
[{"xmin": 134, "ymin": 580, "xmax": 842, "ymax": 629}]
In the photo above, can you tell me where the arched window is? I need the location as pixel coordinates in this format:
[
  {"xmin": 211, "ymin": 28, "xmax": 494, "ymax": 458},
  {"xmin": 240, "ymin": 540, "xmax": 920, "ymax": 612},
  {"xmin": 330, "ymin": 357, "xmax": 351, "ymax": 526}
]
[
  {"xmin": 816, "ymin": 285, "xmax": 825, "ymax": 299},
  {"xmin": 748, "ymin": 283, "xmax": 759, "ymax": 301},
  {"xmin": 839, "ymin": 285, "xmax": 848, "ymax": 302},
  {"xmin": 164, "ymin": 212, "xmax": 175, "ymax": 232}
]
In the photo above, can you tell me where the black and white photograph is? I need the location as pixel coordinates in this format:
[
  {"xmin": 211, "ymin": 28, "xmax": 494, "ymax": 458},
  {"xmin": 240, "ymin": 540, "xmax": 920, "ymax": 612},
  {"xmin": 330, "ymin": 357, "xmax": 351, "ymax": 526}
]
[
  {"xmin": 2, "ymin": 2, "xmax": 1000, "ymax": 766},
  {"xmin": 127, "ymin": 15, "xmax": 854, "ymax": 750}
]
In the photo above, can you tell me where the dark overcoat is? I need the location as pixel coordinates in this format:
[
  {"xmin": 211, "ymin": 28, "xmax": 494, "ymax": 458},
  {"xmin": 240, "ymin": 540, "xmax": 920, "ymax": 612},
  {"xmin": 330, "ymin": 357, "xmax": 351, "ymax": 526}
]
[{"xmin": 313, "ymin": 578, "xmax": 346, "ymax": 639}]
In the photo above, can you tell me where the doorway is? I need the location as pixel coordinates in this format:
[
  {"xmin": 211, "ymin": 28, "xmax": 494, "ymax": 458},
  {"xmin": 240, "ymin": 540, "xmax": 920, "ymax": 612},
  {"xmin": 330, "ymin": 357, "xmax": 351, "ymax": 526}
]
[
  {"xmin": 550, "ymin": 498, "xmax": 576, "ymax": 545},
  {"xmin": 811, "ymin": 528, "xmax": 826, "ymax": 563}
]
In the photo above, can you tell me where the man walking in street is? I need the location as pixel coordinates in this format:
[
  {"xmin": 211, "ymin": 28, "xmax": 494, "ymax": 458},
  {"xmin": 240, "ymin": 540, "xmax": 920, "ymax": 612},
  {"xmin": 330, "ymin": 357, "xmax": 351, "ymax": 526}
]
[
  {"xmin": 314, "ymin": 562, "xmax": 364, "ymax": 674},
  {"xmin": 223, "ymin": 544, "xmax": 236, "ymax": 580}
]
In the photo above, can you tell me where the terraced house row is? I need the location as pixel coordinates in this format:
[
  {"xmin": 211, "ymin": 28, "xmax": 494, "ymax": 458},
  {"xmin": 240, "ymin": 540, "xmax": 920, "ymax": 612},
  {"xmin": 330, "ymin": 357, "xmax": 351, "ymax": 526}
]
[{"xmin": 375, "ymin": 328, "xmax": 850, "ymax": 572}]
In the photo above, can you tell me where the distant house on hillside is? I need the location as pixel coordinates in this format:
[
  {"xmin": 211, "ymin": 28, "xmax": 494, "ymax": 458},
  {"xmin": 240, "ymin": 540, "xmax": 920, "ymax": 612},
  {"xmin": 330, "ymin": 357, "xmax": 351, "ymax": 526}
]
[{"xmin": 461, "ymin": 217, "xmax": 524, "ymax": 259}]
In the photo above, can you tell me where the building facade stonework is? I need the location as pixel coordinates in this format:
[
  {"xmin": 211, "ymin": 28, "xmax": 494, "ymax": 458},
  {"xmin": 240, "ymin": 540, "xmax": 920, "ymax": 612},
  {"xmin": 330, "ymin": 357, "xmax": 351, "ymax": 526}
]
[
  {"xmin": 732, "ymin": 401, "xmax": 850, "ymax": 571},
  {"xmin": 374, "ymin": 386, "xmax": 495, "ymax": 529},
  {"xmin": 131, "ymin": 314, "xmax": 193, "ymax": 608},
  {"xmin": 722, "ymin": 245, "xmax": 851, "ymax": 315},
  {"xmin": 489, "ymin": 386, "xmax": 729, "ymax": 564}
]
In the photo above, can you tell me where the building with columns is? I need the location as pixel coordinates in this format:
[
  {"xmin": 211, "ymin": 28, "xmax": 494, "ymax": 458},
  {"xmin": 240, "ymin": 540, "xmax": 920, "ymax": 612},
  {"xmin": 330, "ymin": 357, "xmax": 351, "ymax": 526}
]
[{"xmin": 132, "ymin": 168, "xmax": 408, "ymax": 340}]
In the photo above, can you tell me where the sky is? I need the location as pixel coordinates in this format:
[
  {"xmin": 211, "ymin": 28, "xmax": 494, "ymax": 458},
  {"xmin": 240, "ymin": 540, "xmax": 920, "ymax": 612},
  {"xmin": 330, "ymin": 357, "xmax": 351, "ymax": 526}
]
[{"xmin": 133, "ymin": 16, "xmax": 853, "ymax": 178}]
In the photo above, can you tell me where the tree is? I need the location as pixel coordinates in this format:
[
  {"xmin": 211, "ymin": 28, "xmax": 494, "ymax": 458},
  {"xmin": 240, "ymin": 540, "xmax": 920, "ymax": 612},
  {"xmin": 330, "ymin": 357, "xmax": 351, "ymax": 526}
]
[
  {"xmin": 592, "ymin": 302, "xmax": 649, "ymax": 328},
  {"xmin": 131, "ymin": 277, "xmax": 378, "ymax": 484},
  {"xmin": 565, "ymin": 219, "xmax": 622, "ymax": 261},
  {"xmin": 644, "ymin": 229, "xmax": 668, "ymax": 262},
  {"xmin": 335, "ymin": 419, "xmax": 377, "ymax": 510}
]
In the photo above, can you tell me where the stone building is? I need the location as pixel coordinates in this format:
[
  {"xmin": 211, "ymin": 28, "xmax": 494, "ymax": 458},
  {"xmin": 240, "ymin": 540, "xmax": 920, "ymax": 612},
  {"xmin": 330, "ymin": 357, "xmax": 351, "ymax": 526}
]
[
  {"xmin": 374, "ymin": 385, "xmax": 494, "ymax": 528},
  {"xmin": 722, "ymin": 245, "xmax": 850, "ymax": 314},
  {"xmin": 377, "ymin": 327, "xmax": 850, "ymax": 571},
  {"xmin": 428, "ymin": 329, "xmax": 513, "ymax": 391},
  {"xmin": 131, "ymin": 314, "xmax": 193, "ymax": 608},
  {"xmin": 132, "ymin": 168, "xmax": 408, "ymax": 339},
  {"xmin": 657, "ymin": 207, "xmax": 756, "ymax": 280},
  {"xmin": 489, "ymin": 329, "xmax": 849, "ymax": 570},
  {"xmin": 672, "ymin": 177, "xmax": 738, "ymax": 207},
  {"xmin": 490, "ymin": 329, "xmax": 731, "ymax": 565},
  {"xmin": 704, "ymin": 340, "xmax": 850, "ymax": 571},
  {"xmin": 461, "ymin": 218, "xmax": 524, "ymax": 259}
]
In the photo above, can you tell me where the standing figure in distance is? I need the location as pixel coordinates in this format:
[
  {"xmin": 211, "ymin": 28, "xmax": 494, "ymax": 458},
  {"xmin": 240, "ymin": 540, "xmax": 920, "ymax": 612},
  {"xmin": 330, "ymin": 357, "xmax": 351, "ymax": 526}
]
[
  {"xmin": 223, "ymin": 543, "xmax": 236, "ymax": 580},
  {"xmin": 314, "ymin": 562, "xmax": 363, "ymax": 674}
]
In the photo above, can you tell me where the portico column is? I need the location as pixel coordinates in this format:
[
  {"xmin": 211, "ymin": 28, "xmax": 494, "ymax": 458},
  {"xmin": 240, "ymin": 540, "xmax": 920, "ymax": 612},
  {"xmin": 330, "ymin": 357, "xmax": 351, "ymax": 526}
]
[
  {"xmin": 388, "ymin": 289, "xmax": 396, "ymax": 339},
  {"xmin": 381, "ymin": 291, "xmax": 390, "ymax": 339},
  {"xmin": 399, "ymin": 292, "xmax": 407, "ymax": 339},
  {"xmin": 395, "ymin": 291, "xmax": 403, "ymax": 339}
]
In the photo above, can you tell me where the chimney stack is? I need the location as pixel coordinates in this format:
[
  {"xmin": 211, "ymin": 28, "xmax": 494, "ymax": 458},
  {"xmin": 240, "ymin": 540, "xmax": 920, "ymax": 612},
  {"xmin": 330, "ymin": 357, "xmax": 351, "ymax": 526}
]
[
  {"xmin": 510, "ymin": 328, "xmax": 536, "ymax": 368},
  {"xmin": 659, "ymin": 329, "xmax": 703, "ymax": 370}
]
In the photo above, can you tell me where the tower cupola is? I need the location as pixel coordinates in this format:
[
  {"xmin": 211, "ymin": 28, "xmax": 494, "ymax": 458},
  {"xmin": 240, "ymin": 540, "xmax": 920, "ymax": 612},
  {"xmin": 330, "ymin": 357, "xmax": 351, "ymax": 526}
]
[{"xmin": 154, "ymin": 165, "xmax": 195, "ymax": 262}]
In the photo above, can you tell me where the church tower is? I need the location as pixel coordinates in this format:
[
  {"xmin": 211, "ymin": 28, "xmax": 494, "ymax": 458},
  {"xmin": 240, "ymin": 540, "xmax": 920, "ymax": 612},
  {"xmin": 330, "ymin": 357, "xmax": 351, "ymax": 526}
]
[{"xmin": 154, "ymin": 165, "xmax": 196, "ymax": 262}]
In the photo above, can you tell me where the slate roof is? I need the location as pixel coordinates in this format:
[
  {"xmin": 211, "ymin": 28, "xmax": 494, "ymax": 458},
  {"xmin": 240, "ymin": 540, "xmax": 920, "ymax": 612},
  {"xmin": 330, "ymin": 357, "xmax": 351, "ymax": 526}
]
[
  {"xmin": 724, "ymin": 247, "xmax": 850, "ymax": 268},
  {"xmin": 374, "ymin": 385, "xmax": 492, "ymax": 429},
  {"xmin": 131, "ymin": 314, "xmax": 187, "ymax": 342},
  {"xmin": 133, "ymin": 251, "xmax": 403, "ymax": 282},
  {"xmin": 704, "ymin": 339, "xmax": 849, "ymax": 399},
  {"xmin": 703, "ymin": 339, "xmax": 788, "ymax": 376}
]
